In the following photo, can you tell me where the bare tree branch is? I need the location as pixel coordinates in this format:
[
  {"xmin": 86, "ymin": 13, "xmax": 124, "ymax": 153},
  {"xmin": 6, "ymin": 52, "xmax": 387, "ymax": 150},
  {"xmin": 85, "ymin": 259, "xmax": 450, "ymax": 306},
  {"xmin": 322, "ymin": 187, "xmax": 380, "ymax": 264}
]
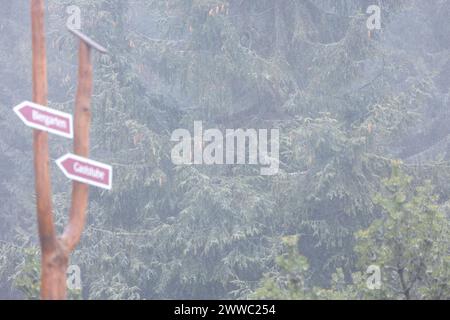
[{"xmin": 62, "ymin": 41, "xmax": 93, "ymax": 253}]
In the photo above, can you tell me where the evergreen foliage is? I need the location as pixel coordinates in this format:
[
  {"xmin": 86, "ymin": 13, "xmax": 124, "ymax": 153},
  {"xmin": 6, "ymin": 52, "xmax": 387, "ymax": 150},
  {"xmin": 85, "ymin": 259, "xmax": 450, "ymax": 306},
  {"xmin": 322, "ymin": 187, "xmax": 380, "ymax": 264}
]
[{"xmin": 0, "ymin": 0, "xmax": 449, "ymax": 299}]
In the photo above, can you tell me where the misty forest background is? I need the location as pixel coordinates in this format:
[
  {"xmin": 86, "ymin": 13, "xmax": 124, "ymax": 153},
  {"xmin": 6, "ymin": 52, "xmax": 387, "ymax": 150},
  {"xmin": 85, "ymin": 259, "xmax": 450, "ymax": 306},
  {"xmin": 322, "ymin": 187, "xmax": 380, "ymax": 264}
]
[{"xmin": 0, "ymin": 0, "xmax": 449, "ymax": 300}]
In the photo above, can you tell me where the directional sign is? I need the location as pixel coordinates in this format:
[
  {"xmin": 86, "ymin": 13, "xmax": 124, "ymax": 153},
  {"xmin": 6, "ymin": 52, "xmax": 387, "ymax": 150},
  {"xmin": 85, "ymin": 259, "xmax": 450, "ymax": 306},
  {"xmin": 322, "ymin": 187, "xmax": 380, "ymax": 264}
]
[
  {"xmin": 14, "ymin": 101, "xmax": 73, "ymax": 139},
  {"xmin": 56, "ymin": 153, "xmax": 112, "ymax": 190}
]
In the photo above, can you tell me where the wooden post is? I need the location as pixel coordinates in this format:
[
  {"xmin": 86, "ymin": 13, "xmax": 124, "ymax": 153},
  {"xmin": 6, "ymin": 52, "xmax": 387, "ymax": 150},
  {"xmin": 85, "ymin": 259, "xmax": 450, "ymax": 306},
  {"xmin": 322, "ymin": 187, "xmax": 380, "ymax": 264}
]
[
  {"xmin": 31, "ymin": 0, "xmax": 64, "ymax": 300},
  {"xmin": 61, "ymin": 41, "xmax": 92, "ymax": 253},
  {"xmin": 30, "ymin": 0, "xmax": 106, "ymax": 299}
]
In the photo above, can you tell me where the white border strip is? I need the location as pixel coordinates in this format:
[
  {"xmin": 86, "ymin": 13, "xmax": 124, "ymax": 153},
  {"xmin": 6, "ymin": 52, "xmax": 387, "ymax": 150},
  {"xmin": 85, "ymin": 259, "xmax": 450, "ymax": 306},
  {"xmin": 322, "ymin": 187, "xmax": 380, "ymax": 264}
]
[
  {"xmin": 56, "ymin": 153, "xmax": 113, "ymax": 190},
  {"xmin": 13, "ymin": 101, "xmax": 73, "ymax": 139}
]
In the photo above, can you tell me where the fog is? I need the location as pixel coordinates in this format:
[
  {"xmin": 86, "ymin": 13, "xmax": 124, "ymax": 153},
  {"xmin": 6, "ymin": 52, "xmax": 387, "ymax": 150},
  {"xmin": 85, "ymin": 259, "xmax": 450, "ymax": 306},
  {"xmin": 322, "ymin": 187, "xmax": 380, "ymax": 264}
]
[{"xmin": 0, "ymin": 0, "xmax": 449, "ymax": 300}]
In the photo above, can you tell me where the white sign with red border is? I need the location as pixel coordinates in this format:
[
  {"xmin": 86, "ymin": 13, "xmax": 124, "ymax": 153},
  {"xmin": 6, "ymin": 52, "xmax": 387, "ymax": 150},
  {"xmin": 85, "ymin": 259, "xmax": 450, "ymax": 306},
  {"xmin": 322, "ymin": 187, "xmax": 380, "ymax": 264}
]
[
  {"xmin": 14, "ymin": 101, "xmax": 73, "ymax": 139},
  {"xmin": 56, "ymin": 153, "xmax": 113, "ymax": 190}
]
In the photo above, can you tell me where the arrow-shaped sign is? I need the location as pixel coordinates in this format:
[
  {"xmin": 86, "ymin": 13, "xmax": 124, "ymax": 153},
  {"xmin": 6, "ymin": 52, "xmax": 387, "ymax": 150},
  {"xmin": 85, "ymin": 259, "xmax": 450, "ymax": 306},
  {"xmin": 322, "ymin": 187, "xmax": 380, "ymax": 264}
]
[
  {"xmin": 56, "ymin": 153, "xmax": 113, "ymax": 190},
  {"xmin": 14, "ymin": 101, "xmax": 73, "ymax": 139}
]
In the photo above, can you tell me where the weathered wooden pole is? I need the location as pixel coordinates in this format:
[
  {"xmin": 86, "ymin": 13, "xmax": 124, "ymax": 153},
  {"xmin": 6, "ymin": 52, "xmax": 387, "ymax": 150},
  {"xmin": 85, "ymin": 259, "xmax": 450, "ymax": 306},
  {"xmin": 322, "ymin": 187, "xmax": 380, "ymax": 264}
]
[
  {"xmin": 31, "ymin": 0, "xmax": 64, "ymax": 300},
  {"xmin": 61, "ymin": 28, "xmax": 108, "ymax": 255},
  {"xmin": 30, "ymin": 0, "xmax": 107, "ymax": 299},
  {"xmin": 61, "ymin": 41, "xmax": 93, "ymax": 253}
]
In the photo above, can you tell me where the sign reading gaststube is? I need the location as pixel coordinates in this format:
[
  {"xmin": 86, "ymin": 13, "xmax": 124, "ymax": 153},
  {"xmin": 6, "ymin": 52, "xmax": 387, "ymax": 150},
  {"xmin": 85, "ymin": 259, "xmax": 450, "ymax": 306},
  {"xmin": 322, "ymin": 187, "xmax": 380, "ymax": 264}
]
[{"xmin": 56, "ymin": 153, "xmax": 113, "ymax": 190}]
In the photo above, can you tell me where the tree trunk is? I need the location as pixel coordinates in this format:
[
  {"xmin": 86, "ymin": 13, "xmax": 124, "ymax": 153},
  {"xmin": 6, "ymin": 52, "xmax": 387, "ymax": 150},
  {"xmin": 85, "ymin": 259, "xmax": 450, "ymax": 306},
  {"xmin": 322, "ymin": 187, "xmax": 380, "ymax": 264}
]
[{"xmin": 31, "ymin": 0, "xmax": 93, "ymax": 300}]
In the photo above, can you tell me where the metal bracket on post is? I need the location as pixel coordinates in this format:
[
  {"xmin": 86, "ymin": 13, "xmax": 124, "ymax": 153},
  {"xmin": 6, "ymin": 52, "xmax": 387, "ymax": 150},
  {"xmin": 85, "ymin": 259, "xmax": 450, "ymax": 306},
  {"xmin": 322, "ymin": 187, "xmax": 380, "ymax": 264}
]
[{"xmin": 67, "ymin": 27, "xmax": 108, "ymax": 54}]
